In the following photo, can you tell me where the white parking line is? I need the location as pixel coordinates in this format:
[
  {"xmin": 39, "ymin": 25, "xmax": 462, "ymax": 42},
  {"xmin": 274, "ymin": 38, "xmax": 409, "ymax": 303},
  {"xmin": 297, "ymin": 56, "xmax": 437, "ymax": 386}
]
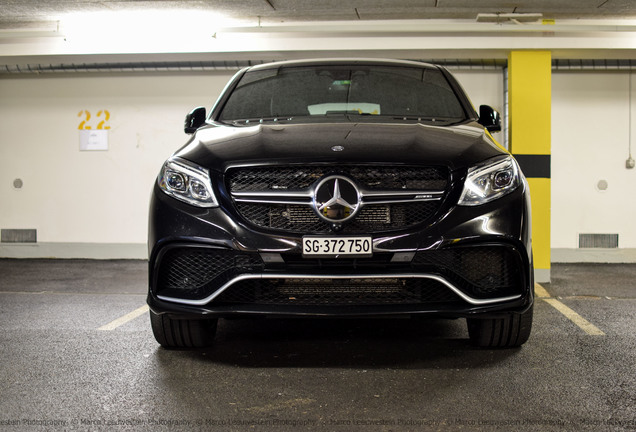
[
  {"xmin": 97, "ymin": 285, "xmax": 606, "ymax": 335},
  {"xmin": 98, "ymin": 305, "xmax": 149, "ymax": 331},
  {"xmin": 536, "ymin": 283, "xmax": 605, "ymax": 336}
]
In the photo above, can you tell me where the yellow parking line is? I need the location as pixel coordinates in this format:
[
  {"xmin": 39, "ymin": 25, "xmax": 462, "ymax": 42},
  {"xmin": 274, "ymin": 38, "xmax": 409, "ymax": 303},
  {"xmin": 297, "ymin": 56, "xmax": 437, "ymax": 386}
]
[
  {"xmin": 543, "ymin": 299, "xmax": 605, "ymax": 336},
  {"xmin": 98, "ymin": 305, "xmax": 149, "ymax": 331},
  {"xmin": 536, "ymin": 283, "xmax": 605, "ymax": 336},
  {"xmin": 534, "ymin": 283, "xmax": 551, "ymax": 298}
]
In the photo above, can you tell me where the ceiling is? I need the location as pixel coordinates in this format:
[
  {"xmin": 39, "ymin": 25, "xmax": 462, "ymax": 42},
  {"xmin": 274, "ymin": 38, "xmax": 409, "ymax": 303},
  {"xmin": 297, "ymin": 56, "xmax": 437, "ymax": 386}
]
[
  {"xmin": 2, "ymin": 0, "xmax": 636, "ymax": 71},
  {"xmin": 2, "ymin": 0, "xmax": 636, "ymax": 30}
]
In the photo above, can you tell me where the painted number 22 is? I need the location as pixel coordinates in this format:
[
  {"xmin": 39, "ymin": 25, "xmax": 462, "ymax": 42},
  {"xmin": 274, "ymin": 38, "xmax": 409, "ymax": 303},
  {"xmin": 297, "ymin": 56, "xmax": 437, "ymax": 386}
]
[{"xmin": 77, "ymin": 110, "xmax": 111, "ymax": 130}]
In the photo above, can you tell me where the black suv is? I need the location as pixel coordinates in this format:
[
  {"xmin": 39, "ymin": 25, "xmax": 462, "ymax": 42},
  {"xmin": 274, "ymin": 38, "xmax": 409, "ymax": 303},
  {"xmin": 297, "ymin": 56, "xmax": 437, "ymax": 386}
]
[{"xmin": 148, "ymin": 59, "xmax": 533, "ymax": 349}]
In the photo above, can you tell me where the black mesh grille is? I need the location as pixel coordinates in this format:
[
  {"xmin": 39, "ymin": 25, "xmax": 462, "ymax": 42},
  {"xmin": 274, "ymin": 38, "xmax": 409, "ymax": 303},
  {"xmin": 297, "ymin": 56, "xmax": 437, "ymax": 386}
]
[
  {"xmin": 227, "ymin": 165, "xmax": 448, "ymax": 234},
  {"xmin": 227, "ymin": 165, "xmax": 448, "ymax": 192},
  {"xmin": 156, "ymin": 248, "xmax": 263, "ymax": 300},
  {"xmin": 154, "ymin": 246, "xmax": 523, "ymax": 305},
  {"xmin": 212, "ymin": 278, "xmax": 462, "ymax": 306},
  {"xmin": 282, "ymin": 253, "xmax": 395, "ymax": 269},
  {"xmin": 235, "ymin": 201, "xmax": 439, "ymax": 234},
  {"xmin": 412, "ymin": 247, "xmax": 522, "ymax": 298}
]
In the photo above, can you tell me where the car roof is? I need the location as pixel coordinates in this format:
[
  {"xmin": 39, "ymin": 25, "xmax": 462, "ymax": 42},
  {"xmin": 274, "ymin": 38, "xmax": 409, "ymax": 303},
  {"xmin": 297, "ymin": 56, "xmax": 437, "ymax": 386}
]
[{"xmin": 246, "ymin": 58, "xmax": 439, "ymax": 72}]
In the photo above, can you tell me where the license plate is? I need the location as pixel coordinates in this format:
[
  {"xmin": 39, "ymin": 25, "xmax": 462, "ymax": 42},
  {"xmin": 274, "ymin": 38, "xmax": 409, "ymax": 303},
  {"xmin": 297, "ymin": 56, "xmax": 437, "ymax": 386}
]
[{"xmin": 302, "ymin": 236, "xmax": 372, "ymax": 257}]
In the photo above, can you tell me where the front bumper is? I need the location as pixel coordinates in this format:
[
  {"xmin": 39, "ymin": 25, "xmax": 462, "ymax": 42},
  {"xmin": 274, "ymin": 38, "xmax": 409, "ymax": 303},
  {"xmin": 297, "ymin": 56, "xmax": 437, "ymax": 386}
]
[{"xmin": 147, "ymin": 182, "xmax": 533, "ymax": 320}]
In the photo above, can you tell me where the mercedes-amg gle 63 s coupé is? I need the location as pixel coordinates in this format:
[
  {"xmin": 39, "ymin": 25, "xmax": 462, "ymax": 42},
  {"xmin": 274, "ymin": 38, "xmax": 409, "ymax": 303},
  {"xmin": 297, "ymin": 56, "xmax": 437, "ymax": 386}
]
[{"xmin": 148, "ymin": 59, "xmax": 534, "ymax": 349}]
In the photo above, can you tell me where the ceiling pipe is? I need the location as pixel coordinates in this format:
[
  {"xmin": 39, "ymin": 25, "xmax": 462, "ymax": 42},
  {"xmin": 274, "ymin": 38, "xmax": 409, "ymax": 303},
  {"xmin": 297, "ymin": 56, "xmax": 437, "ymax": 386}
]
[
  {"xmin": 213, "ymin": 19, "xmax": 636, "ymax": 35},
  {"xmin": 3, "ymin": 18, "xmax": 634, "ymax": 40},
  {"xmin": 6, "ymin": 58, "xmax": 636, "ymax": 75}
]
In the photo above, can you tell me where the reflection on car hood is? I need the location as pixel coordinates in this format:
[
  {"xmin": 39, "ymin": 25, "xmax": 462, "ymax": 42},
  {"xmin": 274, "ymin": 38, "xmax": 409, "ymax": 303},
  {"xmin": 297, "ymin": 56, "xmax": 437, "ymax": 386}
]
[{"xmin": 175, "ymin": 121, "xmax": 507, "ymax": 173}]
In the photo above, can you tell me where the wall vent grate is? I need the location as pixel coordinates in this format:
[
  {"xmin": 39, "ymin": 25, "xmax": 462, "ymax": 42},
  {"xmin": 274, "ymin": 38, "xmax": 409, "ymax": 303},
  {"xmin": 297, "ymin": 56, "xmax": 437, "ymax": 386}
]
[
  {"xmin": 578, "ymin": 233, "xmax": 619, "ymax": 249},
  {"xmin": 1, "ymin": 229, "xmax": 37, "ymax": 243}
]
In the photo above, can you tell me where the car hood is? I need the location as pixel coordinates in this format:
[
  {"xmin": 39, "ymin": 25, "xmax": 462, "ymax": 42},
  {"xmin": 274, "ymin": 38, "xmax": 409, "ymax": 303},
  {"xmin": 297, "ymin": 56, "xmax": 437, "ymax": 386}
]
[{"xmin": 175, "ymin": 121, "xmax": 507, "ymax": 173}]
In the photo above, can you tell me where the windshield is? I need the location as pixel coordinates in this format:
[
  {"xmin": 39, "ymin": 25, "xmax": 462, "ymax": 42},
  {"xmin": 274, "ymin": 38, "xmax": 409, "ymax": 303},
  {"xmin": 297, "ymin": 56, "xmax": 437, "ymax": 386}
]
[{"xmin": 217, "ymin": 65, "xmax": 467, "ymax": 124}]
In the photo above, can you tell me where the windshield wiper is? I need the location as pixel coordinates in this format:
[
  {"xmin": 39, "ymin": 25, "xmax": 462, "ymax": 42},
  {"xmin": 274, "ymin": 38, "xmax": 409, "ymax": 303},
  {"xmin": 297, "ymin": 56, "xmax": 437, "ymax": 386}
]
[
  {"xmin": 225, "ymin": 116, "xmax": 295, "ymax": 125},
  {"xmin": 324, "ymin": 112, "xmax": 460, "ymax": 123},
  {"xmin": 390, "ymin": 116, "xmax": 463, "ymax": 123}
]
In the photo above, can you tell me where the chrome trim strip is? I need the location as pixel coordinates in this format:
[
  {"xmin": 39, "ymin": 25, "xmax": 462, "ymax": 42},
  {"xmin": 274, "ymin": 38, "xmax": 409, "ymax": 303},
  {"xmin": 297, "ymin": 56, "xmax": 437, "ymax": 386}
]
[
  {"xmin": 361, "ymin": 198, "xmax": 442, "ymax": 204},
  {"xmin": 361, "ymin": 190, "xmax": 443, "ymax": 203},
  {"xmin": 361, "ymin": 190, "xmax": 444, "ymax": 198},
  {"xmin": 231, "ymin": 190, "xmax": 444, "ymax": 205},
  {"xmin": 157, "ymin": 273, "xmax": 521, "ymax": 307},
  {"xmin": 234, "ymin": 198, "xmax": 311, "ymax": 205},
  {"xmin": 232, "ymin": 191, "xmax": 313, "ymax": 198},
  {"xmin": 234, "ymin": 197, "xmax": 442, "ymax": 205}
]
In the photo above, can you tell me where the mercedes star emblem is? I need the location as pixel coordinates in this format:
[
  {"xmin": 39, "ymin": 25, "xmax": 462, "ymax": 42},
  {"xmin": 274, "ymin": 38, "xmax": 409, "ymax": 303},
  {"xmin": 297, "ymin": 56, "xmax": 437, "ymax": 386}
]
[{"xmin": 312, "ymin": 175, "xmax": 361, "ymax": 223}]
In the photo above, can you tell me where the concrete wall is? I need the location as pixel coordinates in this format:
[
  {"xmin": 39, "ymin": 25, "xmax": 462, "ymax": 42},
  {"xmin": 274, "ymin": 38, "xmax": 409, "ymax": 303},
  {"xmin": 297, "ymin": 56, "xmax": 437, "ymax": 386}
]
[
  {"xmin": 12, "ymin": 68, "xmax": 636, "ymax": 261},
  {"xmin": 452, "ymin": 69, "xmax": 505, "ymax": 125},
  {"xmin": 551, "ymin": 71, "xmax": 636, "ymax": 262},
  {"xmin": 0, "ymin": 72, "xmax": 234, "ymax": 258}
]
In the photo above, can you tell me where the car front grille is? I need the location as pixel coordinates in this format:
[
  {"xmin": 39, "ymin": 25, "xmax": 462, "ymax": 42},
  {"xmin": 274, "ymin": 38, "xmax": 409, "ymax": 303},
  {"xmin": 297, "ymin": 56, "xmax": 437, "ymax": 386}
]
[
  {"xmin": 226, "ymin": 165, "xmax": 448, "ymax": 234},
  {"xmin": 212, "ymin": 278, "xmax": 463, "ymax": 306},
  {"xmin": 235, "ymin": 201, "xmax": 439, "ymax": 234},
  {"xmin": 154, "ymin": 246, "xmax": 524, "ymax": 306},
  {"xmin": 227, "ymin": 165, "xmax": 448, "ymax": 192},
  {"xmin": 412, "ymin": 247, "xmax": 522, "ymax": 298},
  {"xmin": 155, "ymin": 247, "xmax": 263, "ymax": 300}
]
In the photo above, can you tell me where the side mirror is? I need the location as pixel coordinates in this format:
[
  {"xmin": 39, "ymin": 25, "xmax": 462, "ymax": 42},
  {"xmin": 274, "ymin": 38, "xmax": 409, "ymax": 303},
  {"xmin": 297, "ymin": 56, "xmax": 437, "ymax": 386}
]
[
  {"xmin": 184, "ymin": 106, "xmax": 207, "ymax": 134},
  {"xmin": 478, "ymin": 105, "xmax": 502, "ymax": 133}
]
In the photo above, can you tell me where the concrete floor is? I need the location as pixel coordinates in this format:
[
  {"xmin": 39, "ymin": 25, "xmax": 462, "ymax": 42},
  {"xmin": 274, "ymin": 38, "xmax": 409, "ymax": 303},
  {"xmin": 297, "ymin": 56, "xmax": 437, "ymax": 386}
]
[{"xmin": 0, "ymin": 259, "xmax": 634, "ymax": 431}]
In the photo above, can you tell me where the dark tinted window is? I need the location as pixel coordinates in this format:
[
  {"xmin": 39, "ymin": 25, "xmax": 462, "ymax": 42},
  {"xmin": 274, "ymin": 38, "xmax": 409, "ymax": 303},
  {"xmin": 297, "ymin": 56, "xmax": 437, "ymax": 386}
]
[{"xmin": 218, "ymin": 65, "xmax": 466, "ymax": 122}]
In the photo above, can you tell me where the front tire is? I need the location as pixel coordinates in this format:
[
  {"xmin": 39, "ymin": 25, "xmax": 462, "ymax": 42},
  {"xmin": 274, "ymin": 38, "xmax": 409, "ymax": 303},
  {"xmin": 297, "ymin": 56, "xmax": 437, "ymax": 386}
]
[
  {"xmin": 467, "ymin": 305, "xmax": 533, "ymax": 348},
  {"xmin": 150, "ymin": 310, "xmax": 218, "ymax": 349}
]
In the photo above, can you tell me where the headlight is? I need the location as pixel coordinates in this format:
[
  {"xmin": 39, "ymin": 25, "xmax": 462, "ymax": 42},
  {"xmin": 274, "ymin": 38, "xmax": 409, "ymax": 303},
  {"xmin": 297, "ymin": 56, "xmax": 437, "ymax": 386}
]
[
  {"xmin": 158, "ymin": 157, "xmax": 218, "ymax": 207},
  {"xmin": 458, "ymin": 156, "xmax": 521, "ymax": 206}
]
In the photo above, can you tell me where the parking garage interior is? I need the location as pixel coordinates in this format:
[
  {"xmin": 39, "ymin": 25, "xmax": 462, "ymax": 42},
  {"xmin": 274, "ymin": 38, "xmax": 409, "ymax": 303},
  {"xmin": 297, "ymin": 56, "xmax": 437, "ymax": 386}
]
[{"xmin": 1, "ymin": 1, "xmax": 635, "ymax": 430}]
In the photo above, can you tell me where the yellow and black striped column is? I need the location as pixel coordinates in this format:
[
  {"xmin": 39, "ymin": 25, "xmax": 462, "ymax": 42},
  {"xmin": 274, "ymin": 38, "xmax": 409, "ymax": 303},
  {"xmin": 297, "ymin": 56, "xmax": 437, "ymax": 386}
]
[{"xmin": 508, "ymin": 51, "xmax": 551, "ymax": 283}]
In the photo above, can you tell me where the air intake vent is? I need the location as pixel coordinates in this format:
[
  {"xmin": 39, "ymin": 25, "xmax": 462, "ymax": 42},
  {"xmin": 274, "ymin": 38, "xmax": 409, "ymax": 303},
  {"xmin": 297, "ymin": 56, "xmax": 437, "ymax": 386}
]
[
  {"xmin": 578, "ymin": 233, "xmax": 619, "ymax": 249},
  {"xmin": 1, "ymin": 229, "xmax": 37, "ymax": 243}
]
